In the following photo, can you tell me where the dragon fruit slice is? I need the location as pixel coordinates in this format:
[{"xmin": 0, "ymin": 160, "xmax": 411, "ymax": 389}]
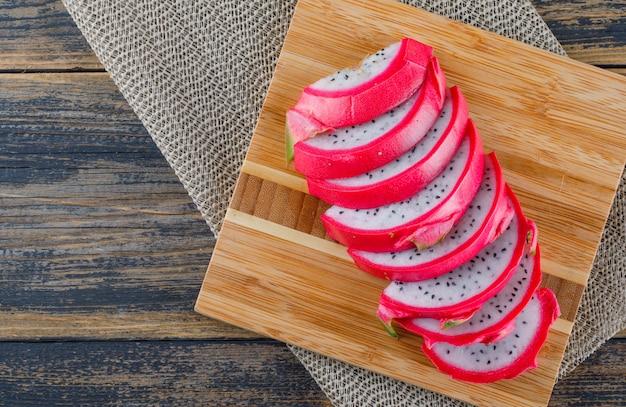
[
  {"xmin": 399, "ymin": 244, "xmax": 542, "ymax": 347},
  {"xmin": 349, "ymin": 152, "xmax": 513, "ymax": 280},
  {"xmin": 376, "ymin": 187, "xmax": 538, "ymax": 335},
  {"xmin": 422, "ymin": 287, "xmax": 560, "ymax": 383},
  {"xmin": 293, "ymin": 57, "xmax": 446, "ymax": 179},
  {"xmin": 286, "ymin": 38, "xmax": 434, "ymax": 144},
  {"xmin": 321, "ymin": 119, "xmax": 484, "ymax": 253},
  {"xmin": 306, "ymin": 86, "xmax": 468, "ymax": 208}
]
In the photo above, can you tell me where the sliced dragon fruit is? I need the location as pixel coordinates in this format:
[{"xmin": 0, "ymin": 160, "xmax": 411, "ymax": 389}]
[
  {"xmin": 306, "ymin": 87, "xmax": 468, "ymax": 208},
  {"xmin": 399, "ymin": 244, "xmax": 543, "ymax": 347},
  {"xmin": 376, "ymin": 187, "xmax": 538, "ymax": 335},
  {"xmin": 422, "ymin": 287, "xmax": 560, "ymax": 383},
  {"xmin": 293, "ymin": 57, "xmax": 446, "ymax": 179},
  {"xmin": 321, "ymin": 119, "xmax": 484, "ymax": 253},
  {"xmin": 349, "ymin": 152, "xmax": 513, "ymax": 280},
  {"xmin": 286, "ymin": 38, "xmax": 434, "ymax": 143}
]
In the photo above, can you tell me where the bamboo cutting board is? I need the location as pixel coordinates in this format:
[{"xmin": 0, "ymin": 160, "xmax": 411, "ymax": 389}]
[{"xmin": 195, "ymin": 0, "xmax": 626, "ymax": 405}]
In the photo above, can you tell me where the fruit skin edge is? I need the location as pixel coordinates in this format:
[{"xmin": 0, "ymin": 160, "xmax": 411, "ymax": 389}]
[
  {"xmin": 346, "ymin": 151, "xmax": 513, "ymax": 282},
  {"xmin": 420, "ymin": 287, "xmax": 561, "ymax": 384},
  {"xmin": 319, "ymin": 118, "xmax": 484, "ymax": 254},
  {"xmin": 291, "ymin": 57, "xmax": 446, "ymax": 180},
  {"xmin": 374, "ymin": 185, "xmax": 540, "ymax": 338},
  {"xmin": 305, "ymin": 85, "xmax": 468, "ymax": 210},
  {"xmin": 290, "ymin": 38, "xmax": 434, "ymax": 138},
  {"xmin": 398, "ymin": 244, "xmax": 543, "ymax": 348}
]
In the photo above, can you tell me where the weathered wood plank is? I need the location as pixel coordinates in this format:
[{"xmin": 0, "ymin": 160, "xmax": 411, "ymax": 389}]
[
  {"xmin": 0, "ymin": 340, "xmax": 333, "ymax": 407},
  {"xmin": 0, "ymin": 338, "xmax": 621, "ymax": 407},
  {"xmin": 2, "ymin": 0, "xmax": 625, "ymax": 72},
  {"xmin": 532, "ymin": 0, "xmax": 626, "ymax": 67},
  {"xmin": 0, "ymin": 72, "xmax": 261, "ymax": 340},
  {"xmin": 3, "ymin": 0, "xmax": 626, "ymax": 73},
  {"xmin": 550, "ymin": 338, "xmax": 626, "ymax": 407},
  {"xmin": 0, "ymin": 0, "xmax": 102, "ymax": 71}
]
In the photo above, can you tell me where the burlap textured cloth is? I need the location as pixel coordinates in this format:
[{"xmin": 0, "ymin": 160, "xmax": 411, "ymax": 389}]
[{"xmin": 61, "ymin": 0, "xmax": 625, "ymax": 405}]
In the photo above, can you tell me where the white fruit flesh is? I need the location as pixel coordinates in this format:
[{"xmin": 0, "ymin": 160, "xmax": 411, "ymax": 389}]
[
  {"xmin": 353, "ymin": 153, "xmax": 500, "ymax": 263},
  {"xmin": 328, "ymin": 93, "xmax": 455, "ymax": 187},
  {"xmin": 403, "ymin": 248, "xmax": 540, "ymax": 345},
  {"xmin": 311, "ymin": 42, "xmax": 402, "ymax": 91},
  {"xmin": 303, "ymin": 89, "xmax": 422, "ymax": 151},
  {"xmin": 382, "ymin": 205, "xmax": 518, "ymax": 308},
  {"xmin": 324, "ymin": 135, "xmax": 470, "ymax": 231},
  {"xmin": 436, "ymin": 296, "xmax": 541, "ymax": 372},
  {"xmin": 423, "ymin": 287, "xmax": 560, "ymax": 384}
]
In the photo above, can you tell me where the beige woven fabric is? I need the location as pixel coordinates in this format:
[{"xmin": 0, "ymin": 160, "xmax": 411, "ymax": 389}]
[{"xmin": 61, "ymin": 0, "xmax": 625, "ymax": 405}]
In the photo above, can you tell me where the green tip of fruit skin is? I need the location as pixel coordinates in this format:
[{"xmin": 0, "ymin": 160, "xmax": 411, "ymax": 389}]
[
  {"xmin": 441, "ymin": 320, "xmax": 463, "ymax": 330},
  {"xmin": 285, "ymin": 126, "xmax": 295, "ymax": 163},
  {"xmin": 378, "ymin": 316, "xmax": 399, "ymax": 339}
]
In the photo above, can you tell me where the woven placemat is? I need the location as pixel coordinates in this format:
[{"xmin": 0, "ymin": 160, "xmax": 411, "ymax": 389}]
[{"xmin": 61, "ymin": 0, "xmax": 625, "ymax": 405}]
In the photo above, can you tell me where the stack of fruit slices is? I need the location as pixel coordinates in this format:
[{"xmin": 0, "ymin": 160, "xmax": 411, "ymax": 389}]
[{"xmin": 286, "ymin": 37, "xmax": 560, "ymax": 384}]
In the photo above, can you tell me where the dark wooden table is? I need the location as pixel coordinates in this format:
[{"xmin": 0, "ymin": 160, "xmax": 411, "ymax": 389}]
[{"xmin": 1, "ymin": 1, "xmax": 624, "ymax": 405}]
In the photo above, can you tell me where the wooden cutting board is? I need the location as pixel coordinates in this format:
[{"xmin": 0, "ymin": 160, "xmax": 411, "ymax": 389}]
[{"xmin": 195, "ymin": 0, "xmax": 626, "ymax": 405}]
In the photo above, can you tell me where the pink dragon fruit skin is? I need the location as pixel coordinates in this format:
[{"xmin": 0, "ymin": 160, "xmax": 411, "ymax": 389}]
[
  {"xmin": 286, "ymin": 38, "xmax": 434, "ymax": 143},
  {"xmin": 305, "ymin": 86, "xmax": 468, "ymax": 209},
  {"xmin": 376, "ymin": 185, "xmax": 538, "ymax": 335},
  {"xmin": 398, "ymin": 244, "xmax": 543, "ymax": 347},
  {"xmin": 321, "ymin": 119, "xmax": 484, "ymax": 253},
  {"xmin": 422, "ymin": 287, "xmax": 560, "ymax": 384},
  {"xmin": 292, "ymin": 57, "xmax": 446, "ymax": 179},
  {"xmin": 349, "ymin": 152, "xmax": 513, "ymax": 281}
]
